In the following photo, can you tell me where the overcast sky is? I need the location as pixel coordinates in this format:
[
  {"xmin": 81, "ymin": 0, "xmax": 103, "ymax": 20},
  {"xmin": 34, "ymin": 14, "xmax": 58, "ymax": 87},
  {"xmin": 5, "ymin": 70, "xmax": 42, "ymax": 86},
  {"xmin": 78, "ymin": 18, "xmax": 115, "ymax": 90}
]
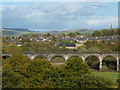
[{"xmin": 1, "ymin": 2, "xmax": 118, "ymax": 31}]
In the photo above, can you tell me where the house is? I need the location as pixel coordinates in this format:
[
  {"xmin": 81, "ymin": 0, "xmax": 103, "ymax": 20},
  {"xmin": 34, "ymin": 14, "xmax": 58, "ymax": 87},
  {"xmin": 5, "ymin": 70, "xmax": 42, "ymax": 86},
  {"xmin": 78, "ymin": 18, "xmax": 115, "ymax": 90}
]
[
  {"xmin": 76, "ymin": 38, "xmax": 87, "ymax": 43},
  {"xmin": 16, "ymin": 43, "xmax": 22, "ymax": 46},
  {"xmin": 76, "ymin": 43, "xmax": 83, "ymax": 48},
  {"xmin": 58, "ymin": 44, "xmax": 76, "ymax": 49}
]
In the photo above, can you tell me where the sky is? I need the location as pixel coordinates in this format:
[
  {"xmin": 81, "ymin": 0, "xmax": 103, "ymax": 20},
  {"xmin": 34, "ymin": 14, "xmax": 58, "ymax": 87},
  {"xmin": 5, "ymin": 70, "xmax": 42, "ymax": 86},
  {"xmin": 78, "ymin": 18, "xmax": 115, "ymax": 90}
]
[{"xmin": 1, "ymin": 2, "xmax": 118, "ymax": 31}]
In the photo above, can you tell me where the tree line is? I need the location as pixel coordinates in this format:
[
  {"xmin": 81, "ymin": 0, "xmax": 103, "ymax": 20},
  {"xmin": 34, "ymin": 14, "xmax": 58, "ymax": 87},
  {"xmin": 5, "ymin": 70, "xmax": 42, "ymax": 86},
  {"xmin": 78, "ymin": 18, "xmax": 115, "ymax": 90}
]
[{"xmin": 92, "ymin": 29, "xmax": 120, "ymax": 37}]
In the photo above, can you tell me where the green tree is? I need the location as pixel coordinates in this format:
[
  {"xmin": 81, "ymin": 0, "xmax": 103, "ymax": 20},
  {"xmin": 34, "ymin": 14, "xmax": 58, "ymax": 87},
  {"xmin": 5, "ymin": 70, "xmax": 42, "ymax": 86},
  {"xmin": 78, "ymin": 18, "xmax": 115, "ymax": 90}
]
[
  {"xmin": 57, "ymin": 57, "xmax": 113, "ymax": 88},
  {"xmin": 6, "ymin": 48, "xmax": 30, "ymax": 72},
  {"xmin": 65, "ymin": 57, "xmax": 90, "ymax": 76},
  {"xmin": 92, "ymin": 31, "xmax": 101, "ymax": 37},
  {"xmin": 3, "ymin": 43, "xmax": 21, "ymax": 53},
  {"xmin": 19, "ymin": 59, "xmax": 57, "ymax": 88},
  {"xmin": 2, "ymin": 60, "xmax": 25, "ymax": 88},
  {"xmin": 68, "ymin": 33, "xmax": 77, "ymax": 37},
  {"xmin": 101, "ymin": 29, "xmax": 108, "ymax": 36}
]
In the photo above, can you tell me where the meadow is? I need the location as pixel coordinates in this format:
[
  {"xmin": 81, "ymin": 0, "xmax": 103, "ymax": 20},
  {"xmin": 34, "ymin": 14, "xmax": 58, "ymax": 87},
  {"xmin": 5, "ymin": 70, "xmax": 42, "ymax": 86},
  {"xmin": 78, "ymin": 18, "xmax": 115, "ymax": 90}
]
[{"xmin": 92, "ymin": 72, "xmax": 119, "ymax": 85}]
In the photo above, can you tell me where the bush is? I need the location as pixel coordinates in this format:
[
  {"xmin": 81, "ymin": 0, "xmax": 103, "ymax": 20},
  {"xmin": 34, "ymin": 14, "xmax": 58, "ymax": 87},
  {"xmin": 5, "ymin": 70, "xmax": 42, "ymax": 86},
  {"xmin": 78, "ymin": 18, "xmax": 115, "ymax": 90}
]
[
  {"xmin": 100, "ymin": 66, "xmax": 115, "ymax": 72},
  {"xmin": 78, "ymin": 74, "xmax": 113, "ymax": 88},
  {"xmin": 65, "ymin": 56, "xmax": 90, "ymax": 76},
  {"xmin": 116, "ymin": 78, "xmax": 120, "ymax": 88},
  {"xmin": 59, "ymin": 74, "xmax": 113, "ymax": 88},
  {"xmin": 50, "ymin": 56, "xmax": 65, "ymax": 63}
]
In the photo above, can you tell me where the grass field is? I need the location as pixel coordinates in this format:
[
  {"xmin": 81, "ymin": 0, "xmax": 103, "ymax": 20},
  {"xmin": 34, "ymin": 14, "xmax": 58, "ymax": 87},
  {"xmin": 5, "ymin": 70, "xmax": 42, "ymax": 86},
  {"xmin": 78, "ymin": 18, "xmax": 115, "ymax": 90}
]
[{"xmin": 92, "ymin": 72, "xmax": 119, "ymax": 85}]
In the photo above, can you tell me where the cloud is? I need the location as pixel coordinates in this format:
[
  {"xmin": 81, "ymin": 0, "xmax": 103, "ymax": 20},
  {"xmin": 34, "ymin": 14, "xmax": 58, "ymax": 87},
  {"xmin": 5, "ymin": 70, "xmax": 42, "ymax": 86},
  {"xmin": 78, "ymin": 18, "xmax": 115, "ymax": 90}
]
[
  {"xmin": 87, "ymin": 16, "xmax": 118, "ymax": 28},
  {"xmin": 87, "ymin": 19, "xmax": 101, "ymax": 25},
  {"xmin": 2, "ymin": 2, "xmax": 118, "ymax": 30}
]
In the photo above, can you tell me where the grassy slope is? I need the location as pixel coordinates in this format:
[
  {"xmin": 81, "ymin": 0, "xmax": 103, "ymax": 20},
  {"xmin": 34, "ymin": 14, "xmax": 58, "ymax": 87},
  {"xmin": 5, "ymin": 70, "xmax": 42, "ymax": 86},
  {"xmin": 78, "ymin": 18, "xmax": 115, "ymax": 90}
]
[{"xmin": 92, "ymin": 72, "xmax": 119, "ymax": 84}]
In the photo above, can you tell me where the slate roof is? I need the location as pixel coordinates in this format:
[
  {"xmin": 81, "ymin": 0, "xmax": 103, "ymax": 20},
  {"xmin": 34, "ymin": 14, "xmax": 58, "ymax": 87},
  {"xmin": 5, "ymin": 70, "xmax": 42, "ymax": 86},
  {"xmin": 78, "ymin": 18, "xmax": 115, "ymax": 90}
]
[{"xmin": 58, "ymin": 44, "xmax": 76, "ymax": 47}]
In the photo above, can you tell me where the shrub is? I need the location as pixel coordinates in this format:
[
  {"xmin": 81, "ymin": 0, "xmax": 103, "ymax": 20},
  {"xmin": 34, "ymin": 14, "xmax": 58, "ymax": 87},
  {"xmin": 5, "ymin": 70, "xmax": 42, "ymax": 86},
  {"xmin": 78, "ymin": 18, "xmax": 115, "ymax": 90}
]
[
  {"xmin": 65, "ymin": 56, "xmax": 90, "ymax": 76},
  {"xmin": 116, "ymin": 78, "xmax": 120, "ymax": 88}
]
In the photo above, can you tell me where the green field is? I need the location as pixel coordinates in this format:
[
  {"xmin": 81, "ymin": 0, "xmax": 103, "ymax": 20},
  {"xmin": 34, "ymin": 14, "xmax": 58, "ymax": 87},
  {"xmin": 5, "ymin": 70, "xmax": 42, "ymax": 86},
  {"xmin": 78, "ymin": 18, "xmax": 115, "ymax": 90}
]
[{"xmin": 92, "ymin": 72, "xmax": 119, "ymax": 85}]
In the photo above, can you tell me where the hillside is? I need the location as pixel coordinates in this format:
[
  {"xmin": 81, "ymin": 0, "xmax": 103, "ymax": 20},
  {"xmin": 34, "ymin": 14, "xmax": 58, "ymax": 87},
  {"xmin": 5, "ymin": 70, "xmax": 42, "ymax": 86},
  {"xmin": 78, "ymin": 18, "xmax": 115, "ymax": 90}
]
[
  {"xmin": 1, "ymin": 29, "xmax": 32, "ymax": 37},
  {"xmin": 3, "ymin": 28, "xmax": 33, "ymax": 32},
  {"xmin": 1, "ymin": 28, "xmax": 96, "ymax": 36},
  {"xmin": 1, "ymin": 28, "xmax": 114, "ymax": 36},
  {"xmin": 42, "ymin": 29, "xmax": 96, "ymax": 34}
]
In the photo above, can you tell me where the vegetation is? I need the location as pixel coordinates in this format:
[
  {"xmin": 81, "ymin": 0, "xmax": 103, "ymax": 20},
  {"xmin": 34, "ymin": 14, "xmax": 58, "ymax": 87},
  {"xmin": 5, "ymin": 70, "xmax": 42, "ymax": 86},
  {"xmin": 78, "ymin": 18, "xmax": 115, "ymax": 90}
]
[
  {"xmin": 92, "ymin": 29, "xmax": 119, "ymax": 37},
  {"xmin": 2, "ymin": 51, "xmax": 114, "ymax": 88},
  {"xmin": 116, "ymin": 78, "xmax": 120, "ymax": 88},
  {"xmin": 85, "ymin": 56, "xmax": 99, "ymax": 71},
  {"xmin": 92, "ymin": 72, "xmax": 119, "ymax": 85},
  {"xmin": 2, "ymin": 28, "xmax": 120, "ymax": 88},
  {"xmin": 79, "ymin": 40, "xmax": 119, "ymax": 53},
  {"xmin": 50, "ymin": 56, "xmax": 65, "ymax": 63}
]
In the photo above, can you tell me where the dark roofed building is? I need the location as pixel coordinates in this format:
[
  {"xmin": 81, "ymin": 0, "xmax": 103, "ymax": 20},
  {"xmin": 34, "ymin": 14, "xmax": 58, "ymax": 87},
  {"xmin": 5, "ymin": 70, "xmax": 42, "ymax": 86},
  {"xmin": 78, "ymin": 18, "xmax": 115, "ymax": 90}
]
[{"xmin": 58, "ymin": 44, "xmax": 76, "ymax": 49}]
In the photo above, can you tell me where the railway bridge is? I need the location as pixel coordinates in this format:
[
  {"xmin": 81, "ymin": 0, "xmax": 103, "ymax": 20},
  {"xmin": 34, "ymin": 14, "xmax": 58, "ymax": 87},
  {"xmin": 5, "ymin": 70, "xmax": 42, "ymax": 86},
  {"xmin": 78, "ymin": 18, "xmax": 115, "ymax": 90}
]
[{"xmin": 2, "ymin": 52, "xmax": 120, "ymax": 71}]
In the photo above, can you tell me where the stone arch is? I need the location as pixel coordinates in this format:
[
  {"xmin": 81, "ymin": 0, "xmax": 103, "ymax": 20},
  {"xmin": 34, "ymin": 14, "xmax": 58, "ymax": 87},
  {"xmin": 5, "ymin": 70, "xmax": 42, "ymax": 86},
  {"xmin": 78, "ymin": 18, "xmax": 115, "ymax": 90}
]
[
  {"xmin": 102, "ymin": 55, "xmax": 117, "ymax": 61},
  {"xmin": 67, "ymin": 55, "xmax": 83, "ymax": 62},
  {"xmin": 50, "ymin": 55, "xmax": 66, "ymax": 63},
  {"xmin": 84, "ymin": 55, "xmax": 100, "ymax": 61},
  {"xmin": 34, "ymin": 55, "xmax": 47, "ymax": 60},
  {"xmin": 24, "ymin": 54, "xmax": 37, "ymax": 60},
  {"xmin": 85, "ymin": 55, "xmax": 100, "ymax": 71},
  {"xmin": 102, "ymin": 55, "xmax": 117, "ymax": 71},
  {"xmin": 2, "ymin": 55, "xmax": 10, "ymax": 60}
]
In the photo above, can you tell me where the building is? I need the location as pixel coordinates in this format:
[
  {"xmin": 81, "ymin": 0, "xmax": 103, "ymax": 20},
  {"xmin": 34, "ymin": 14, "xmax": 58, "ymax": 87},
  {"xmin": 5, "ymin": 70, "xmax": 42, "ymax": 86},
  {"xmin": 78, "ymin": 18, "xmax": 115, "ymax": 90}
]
[
  {"xmin": 16, "ymin": 43, "xmax": 22, "ymax": 47},
  {"xmin": 58, "ymin": 44, "xmax": 76, "ymax": 49}
]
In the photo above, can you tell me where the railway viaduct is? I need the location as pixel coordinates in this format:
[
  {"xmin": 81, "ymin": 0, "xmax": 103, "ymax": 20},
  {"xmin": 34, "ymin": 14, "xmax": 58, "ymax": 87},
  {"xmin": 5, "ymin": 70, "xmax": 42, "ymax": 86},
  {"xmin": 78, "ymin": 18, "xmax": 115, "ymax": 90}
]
[{"xmin": 2, "ymin": 52, "xmax": 120, "ymax": 71}]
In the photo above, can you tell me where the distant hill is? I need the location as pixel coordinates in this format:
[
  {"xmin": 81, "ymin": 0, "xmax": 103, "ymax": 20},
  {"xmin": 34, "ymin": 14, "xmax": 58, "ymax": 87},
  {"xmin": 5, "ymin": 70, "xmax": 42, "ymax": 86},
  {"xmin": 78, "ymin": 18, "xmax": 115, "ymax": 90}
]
[
  {"xmin": 1, "ymin": 28, "xmax": 33, "ymax": 36},
  {"xmin": 47, "ymin": 29, "xmax": 96, "ymax": 34},
  {"xmin": 1, "ymin": 28, "xmax": 114, "ymax": 36},
  {"xmin": 3, "ymin": 28, "xmax": 33, "ymax": 32}
]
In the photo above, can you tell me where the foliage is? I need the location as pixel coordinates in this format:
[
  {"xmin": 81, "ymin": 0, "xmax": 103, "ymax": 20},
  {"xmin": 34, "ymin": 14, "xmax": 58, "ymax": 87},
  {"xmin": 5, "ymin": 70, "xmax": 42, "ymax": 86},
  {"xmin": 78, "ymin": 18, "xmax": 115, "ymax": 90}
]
[
  {"xmin": 80, "ymin": 40, "xmax": 119, "ymax": 53},
  {"xmin": 6, "ymin": 50, "xmax": 30, "ymax": 72},
  {"xmin": 92, "ymin": 29, "xmax": 119, "ymax": 37},
  {"xmin": 116, "ymin": 78, "xmax": 120, "ymax": 88},
  {"xmin": 2, "ymin": 60, "xmax": 25, "ymax": 88},
  {"xmin": 60, "ymin": 74, "xmax": 113, "ymax": 88},
  {"xmin": 55, "ymin": 57, "xmax": 113, "ymax": 88},
  {"xmin": 68, "ymin": 33, "xmax": 77, "ymax": 37},
  {"xmin": 65, "ymin": 57, "xmax": 90, "ymax": 76},
  {"xmin": 50, "ymin": 56, "xmax": 65, "ymax": 63},
  {"xmin": 102, "ymin": 56, "xmax": 117, "ymax": 71},
  {"xmin": 20, "ymin": 59, "xmax": 53, "ymax": 78},
  {"xmin": 2, "ymin": 43, "xmax": 21, "ymax": 53},
  {"xmin": 86, "ymin": 56, "xmax": 99, "ymax": 70},
  {"xmin": 2, "ymin": 53, "xmax": 114, "ymax": 88}
]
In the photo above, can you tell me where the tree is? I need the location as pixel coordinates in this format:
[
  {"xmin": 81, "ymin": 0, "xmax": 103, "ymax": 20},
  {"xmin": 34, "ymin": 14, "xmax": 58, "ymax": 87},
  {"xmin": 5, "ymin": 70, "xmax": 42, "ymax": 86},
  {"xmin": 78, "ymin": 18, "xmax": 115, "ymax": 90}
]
[
  {"xmin": 19, "ymin": 59, "xmax": 57, "ymax": 88},
  {"xmin": 56, "ymin": 57, "xmax": 113, "ymax": 88},
  {"xmin": 2, "ymin": 60, "xmax": 25, "ymax": 88},
  {"xmin": 44, "ymin": 33, "xmax": 51, "ymax": 37},
  {"xmin": 31, "ymin": 34, "xmax": 39, "ymax": 38},
  {"xmin": 6, "ymin": 48, "xmax": 30, "ymax": 72},
  {"xmin": 65, "ymin": 56, "xmax": 90, "ymax": 76},
  {"xmin": 60, "ymin": 33, "xmax": 66, "ymax": 38},
  {"xmin": 20, "ymin": 59, "xmax": 53, "ymax": 78},
  {"xmin": 101, "ymin": 29, "xmax": 108, "ymax": 36},
  {"xmin": 86, "ymin": 56, "xmax": 99, "ymax": 70},
  {"xmin": 2, "ymin": 43, "xmax": 21, "ymax": 53},
  {"xmin": 68, "ymin": 33, "xmax": 76, "ymax": 37},
  {"xmin": 92, "ymin": 31, "xmax": 101, "ymax": 37}
]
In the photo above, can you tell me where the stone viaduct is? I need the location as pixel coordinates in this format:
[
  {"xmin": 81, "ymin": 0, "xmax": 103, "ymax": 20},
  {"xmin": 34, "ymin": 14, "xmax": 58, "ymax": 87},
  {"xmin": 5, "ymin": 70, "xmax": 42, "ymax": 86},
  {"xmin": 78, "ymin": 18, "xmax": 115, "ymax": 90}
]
[{"xmin": 2, "ymin": 52, "xmax": 120, "ymax": 71}]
